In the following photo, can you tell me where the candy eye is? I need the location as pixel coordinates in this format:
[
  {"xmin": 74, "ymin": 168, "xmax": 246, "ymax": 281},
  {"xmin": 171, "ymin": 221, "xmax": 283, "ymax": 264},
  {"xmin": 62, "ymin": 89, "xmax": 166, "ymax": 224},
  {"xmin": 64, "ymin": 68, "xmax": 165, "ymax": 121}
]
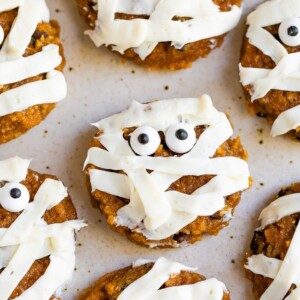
[
  {"xmin": 0, "ymin": 182, "xmax": 30, "ymax": 212},
  {"xmin": 279, "ymin": 17, "xmax": 300, "ymax": 47},
  {"xmin": 165, "ymin": 124, "xmax": 196, "ymax": 154},
  {"xmin": 130, "ymin": 126, "xmax": 161, "ymax": 156}
]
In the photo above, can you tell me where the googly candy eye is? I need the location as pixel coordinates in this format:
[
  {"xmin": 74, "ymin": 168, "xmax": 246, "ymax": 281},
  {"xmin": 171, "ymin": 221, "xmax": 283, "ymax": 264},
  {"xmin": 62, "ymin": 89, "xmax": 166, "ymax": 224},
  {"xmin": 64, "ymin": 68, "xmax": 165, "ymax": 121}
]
[
  {"xmin": 165, "ymin": 123, "xmax": 196, "ymax": 154},
  {"xmin": 130, "ymin": 126, "xmax": 161, "ymax": 156},
  {"xmin": 0, "ymin": 182, "xmax": 30, "ymax": 212},
  {"xmin": 279, "ymin": 17, "xmax": 300, "ymax": 47}
]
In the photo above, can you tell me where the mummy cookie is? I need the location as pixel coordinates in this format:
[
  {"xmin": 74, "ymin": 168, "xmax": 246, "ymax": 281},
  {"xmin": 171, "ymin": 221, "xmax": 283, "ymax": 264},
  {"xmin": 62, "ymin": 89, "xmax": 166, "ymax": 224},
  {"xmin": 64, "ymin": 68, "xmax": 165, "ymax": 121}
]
[
  {"xmin": 0, "ymin": 0, "xmax": 67, "ymax": 144},
  {"xmin": 245, "ymin": 183, "xmax": 300, "ymax": 300},
  {"xmin": 80, "ymin": 257, "xmax": 230, "ymax": 300},
  {"xmin": 84, "ymin": 95, "xmax": 250, "ymax": 248},
  {"xmin": 77, "ymin": 0, "xmax": 242, "ymax": 70},
  {"xmin": 0, "ymin": 157, "xmax": 85, "ymax": 300},
  {"xmin": 240, "ymin": 0, "xmax": 300, "ymax": 138}
]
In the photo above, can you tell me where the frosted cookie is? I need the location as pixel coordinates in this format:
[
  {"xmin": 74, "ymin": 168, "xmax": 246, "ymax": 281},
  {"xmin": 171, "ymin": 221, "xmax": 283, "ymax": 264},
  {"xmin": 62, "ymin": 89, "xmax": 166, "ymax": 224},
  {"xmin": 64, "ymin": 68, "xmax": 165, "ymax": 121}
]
[
  {"xmin": 84, "ymin": 95, "xmax": 250, "ymax": 248},
  {"xmin": 0, "ymin": 157, "xmax": 85, "ymax": 300},
  {"xmin": 77, "ymin": 0, "xmax": 242, "ymax": 70},
  {"xmin": 80, "ymin": 257, "xmax": 230, "ymax": 300},
  {"xmin": 245, "ymin": 183, "xmax": 300, "ymax": 300},
  {"xmin": 0, "ymin": 0, "xmax": 67, "ymax": 144},
  {"xmin": 240, "ymin": 0, "xmax": 300, "ymax": 138}
]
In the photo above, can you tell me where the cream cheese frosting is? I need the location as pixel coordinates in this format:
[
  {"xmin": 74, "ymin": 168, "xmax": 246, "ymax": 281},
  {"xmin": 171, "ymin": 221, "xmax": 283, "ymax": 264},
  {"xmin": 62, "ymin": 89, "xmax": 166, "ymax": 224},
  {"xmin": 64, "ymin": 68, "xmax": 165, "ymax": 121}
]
[
  {"xmin": 84, "ymin": 96, "xmax": 250, "ymax": 241},
  {"xmin": 0, "ymin": 157, "xmax": 85, "ymax": 300},
  {"xmin": 86, "ymin": 0, "xmax": 242, "ymax": 60},
  {"xmin": 0, "ymin": 0, "xmax": 67, "ymax": 118},
  {"xmin": 118, "ymin": 257, "xmax": 227, "ymax": 300},
  {"xmin": 246, "ymin": 192, "xmax": 300, "ymax": 300},
  {"xmin": 239, "ymin": 0, "xmax": 300, "ymax": 136}
]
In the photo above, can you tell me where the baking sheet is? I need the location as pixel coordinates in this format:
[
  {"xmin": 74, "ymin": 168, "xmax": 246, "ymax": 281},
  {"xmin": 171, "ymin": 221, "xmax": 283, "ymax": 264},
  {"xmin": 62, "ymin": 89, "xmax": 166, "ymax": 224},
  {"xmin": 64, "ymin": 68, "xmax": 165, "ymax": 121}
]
[{"xmin": 1, "ymin": 0, "xmax": 300, "ymax": 299}]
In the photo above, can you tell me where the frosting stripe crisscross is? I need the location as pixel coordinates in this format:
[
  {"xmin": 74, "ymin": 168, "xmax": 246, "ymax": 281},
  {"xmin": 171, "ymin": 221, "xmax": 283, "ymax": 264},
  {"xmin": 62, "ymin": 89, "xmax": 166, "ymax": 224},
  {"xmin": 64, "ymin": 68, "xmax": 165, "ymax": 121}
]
[
  {"xmin": 85, "ymin": 96, "xmax": 250, "ymax": 240},
  {"xmin": 87, "ymin": 0, "xmax": 242, "ymax": 59},
  {"xmin": 0, "ymin": 157, "xmax": 85, "ymax": 300},
  {"xmin": 246, "ymin": 192, "xmax": 300, "ymax": 300},
  {"xmin": 118, "ymin": 258, "xmax": 227, "ymax": 300},
  {"xmin": 239, "ymin": 0, "xmax": 300, "ymax": 136},
  {"xmin": 0, "ymin": 0, "xmax": 67, "ymax": 118}
]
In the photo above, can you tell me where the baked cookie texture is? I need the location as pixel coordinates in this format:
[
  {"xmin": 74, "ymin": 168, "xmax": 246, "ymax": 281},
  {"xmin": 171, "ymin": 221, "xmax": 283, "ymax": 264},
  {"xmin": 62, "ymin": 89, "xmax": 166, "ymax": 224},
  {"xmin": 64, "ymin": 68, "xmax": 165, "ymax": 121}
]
[
  {"xmin": 245, "ymin": 183, "xmax": 300, "ymax": 299},
  {"xmin": 0, "ymin": 9, "xmax": 66, "ymax": 144},
  {"xmin": 84, "ymin": 96, "xmax": 250, "ymax": 248},
  {"xmin": 80, "ymin": 258, "xmax": 230, "ymax": 300},
  {"xmin": 77, "ymin": 0, "xmax": 242, "ymax": 70},
  {"xmin": 0, "ymin": 157, "xmax": 84, "ymax": 299},
  {"xmin": 240, "ymin": 0, "xmax": 300, "ymax": 138}
]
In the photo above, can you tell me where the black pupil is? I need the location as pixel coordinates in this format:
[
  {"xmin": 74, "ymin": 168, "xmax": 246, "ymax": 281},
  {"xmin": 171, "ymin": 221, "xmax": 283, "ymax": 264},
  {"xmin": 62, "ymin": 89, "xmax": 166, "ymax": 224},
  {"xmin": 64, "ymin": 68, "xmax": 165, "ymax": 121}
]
[
  {"xmin": 10, "ymin": 188, "xmax": 21, "ymax": 199},
  {"xmin": 138, "ymin": 133, "xmax": 149, "ymax": 144},
  {"xmin": 288, "ymin": 26, "xmax": 299, "ymax": 37},
  {"xmin": 175, "ymin": 129, "xmax": 188, "ymax": 140}
]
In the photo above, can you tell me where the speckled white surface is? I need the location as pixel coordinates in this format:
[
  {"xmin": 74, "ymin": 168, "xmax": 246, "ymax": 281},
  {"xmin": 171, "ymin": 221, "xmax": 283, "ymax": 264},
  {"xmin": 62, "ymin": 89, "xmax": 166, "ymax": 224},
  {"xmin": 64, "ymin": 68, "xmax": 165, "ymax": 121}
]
[{"xmin": 0, "ymin": 0, "xmax": 300, "ymax": 299}]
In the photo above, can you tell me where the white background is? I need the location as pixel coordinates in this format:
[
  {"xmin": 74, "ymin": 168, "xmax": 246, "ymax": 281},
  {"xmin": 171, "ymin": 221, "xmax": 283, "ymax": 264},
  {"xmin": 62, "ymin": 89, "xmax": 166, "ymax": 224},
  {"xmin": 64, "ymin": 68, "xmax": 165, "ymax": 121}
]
[{"xmin": 1, "ymin": 0, "xmax": 299, "ymax": 299}]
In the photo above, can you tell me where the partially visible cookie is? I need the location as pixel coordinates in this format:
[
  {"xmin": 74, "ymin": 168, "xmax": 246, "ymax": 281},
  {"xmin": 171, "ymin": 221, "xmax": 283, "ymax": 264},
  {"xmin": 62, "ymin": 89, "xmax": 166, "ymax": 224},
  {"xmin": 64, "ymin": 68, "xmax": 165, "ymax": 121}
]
[
  {"xmin": 239, "ymin": 0, "xmax": 300, "ymax": 138},
  {"xmin": 84, "ymin": 95, "xmax": 250, "ymax": 248},
  {"xmin": 80, "ymin": 257, "xmax": 230, "ymax": 300},
  {"xmin": 0, "ymin": 157, "xmax": 85, "ymax": 299},
  {"xmin": 77, "ymin": 0, "xmax": 242, "ymax": 70},
  {"xmin": 0, "ymin": 1, "xmax": 67, "ymax": 144},
  {"xmin": 245, "ymin": 183, "xmax": 300, "ymax": 299}
]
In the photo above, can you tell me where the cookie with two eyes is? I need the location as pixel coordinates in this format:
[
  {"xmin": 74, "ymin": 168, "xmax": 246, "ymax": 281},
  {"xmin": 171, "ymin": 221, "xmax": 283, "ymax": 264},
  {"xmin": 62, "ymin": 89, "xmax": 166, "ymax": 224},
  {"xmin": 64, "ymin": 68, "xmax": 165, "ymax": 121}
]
[
  {"xmin": 0, "ymin": 0, "xmax": 67, "ymax": 144},
  {"xmin": 239, "ymin": 0, "xmax": 300, "ymax": 138},
  {"xmin": 245, "ymin": 183, "xmax": 300, "ymax": 300},
  {"xmin": 80, "ymin": 257, "xmax": 231, "ymax": 300},
  {"xmin": 77, "ymin": 0, "xmax": 242, "ymax": 70},
  {"xmin": 84, "ymin": 95, "xmax": 250, "ymax": 248},
  {"xmin": 0, "ymin": 157, "xmax": 85, "ymax": 300}
]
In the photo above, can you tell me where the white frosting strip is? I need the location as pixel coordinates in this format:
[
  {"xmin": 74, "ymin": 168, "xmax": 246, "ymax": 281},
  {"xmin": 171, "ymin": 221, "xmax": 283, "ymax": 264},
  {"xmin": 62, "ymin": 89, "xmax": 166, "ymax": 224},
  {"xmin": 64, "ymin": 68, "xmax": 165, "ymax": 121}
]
[
  {"xmin": 246, "ymin": 254, "xmax": 282, "ymax": 280},
  {"xmin": 86, "ymin": 96, "xmax": 249, "ymax": 240},
  {"xmin": 0, "ymin": 70, "xmax": 67, "ymax": 117},
  {"xmin": 271, "ymin": 105, "xmax": 300, "ymax": 136},
  {"xmin": 0, "ymin": 45, "xmax": 62, "ymax": 85},
  {"xmin": 85, "ymin": 147, "xmax": 248, "ymax": 178},
  {"xmin": 118, "ymin": 257, "xmax": 227, "ymax": 300},
  {"xmin": 0, "ymin": 0, "xmax": 67, "ymax": 118},
  {"xmin": 87, "ymin": 0, "xmax": 242, "ymax": 59},
  {"xmin": 0, "ymin": 157, "xmax": 30, "ymax": 182},
  {"xmin": 240, "ymin": 0, "xmax": 300, "ymax": 136},
  {"xmin": 247, "ymin": 0, "xmax": 300, "ymax": 28},
  {"xmin": 258, "ymin": 193, "xmax": 300, "ymax": 229},
  {"xmin": 0, "ymin": 220, "xmax": 84, "ymax": 245}
]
